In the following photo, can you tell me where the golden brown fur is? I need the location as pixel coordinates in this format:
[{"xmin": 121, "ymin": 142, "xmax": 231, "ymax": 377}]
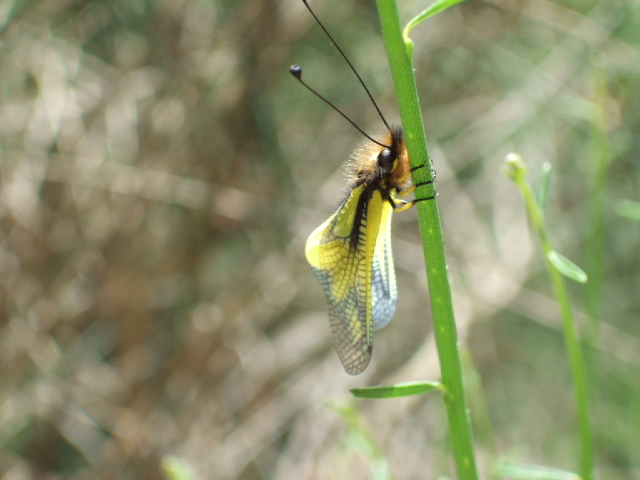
[{"xmin": 345, "ymin": 127, "xmax": 412, "ymax": 195}]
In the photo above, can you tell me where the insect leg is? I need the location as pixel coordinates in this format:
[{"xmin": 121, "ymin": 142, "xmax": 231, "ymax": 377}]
[
  {"xmin": 393, "ymin": 159, "xmax": 437, "ymax": 211},
  {"xmin": 411, "ymin": 160, "xmax": 437, "ymax": 187},
  {"xmin": 397, "ymin": 157, "xmax": 436, "ymax": 190},
  {"xmin": 410, "ymin": 157, "xmax": 436, "ymax": 174},
  {"xmin": 398, "ymin": 164, "xmax": 437, "ymax": 198},
  {"xmin": 391, "ymin": 192, "xmax": 437, "ymax": 212}
]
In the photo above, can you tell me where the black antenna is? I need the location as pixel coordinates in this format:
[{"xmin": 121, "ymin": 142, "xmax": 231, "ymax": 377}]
[
  {"xmin": 290, "ymin": 66, "xmax": 390, "ymax": 148},
  {"xmin": 299, "ymin": 0, "xmax": 391, "ymax": 133},
  {"xmin": 292, "ymin": 0, "xmax": 392, "ymax": 148}
]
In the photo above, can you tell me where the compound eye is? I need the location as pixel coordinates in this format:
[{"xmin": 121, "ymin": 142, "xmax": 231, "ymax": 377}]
[{"xmin": 378, "ymin": 149, "xmax": 394, "ymax": 171}]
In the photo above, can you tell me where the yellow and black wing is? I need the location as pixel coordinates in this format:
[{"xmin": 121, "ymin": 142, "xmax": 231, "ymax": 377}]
[{"xmin": 306, "ymin": 186, "xmax": 397, "ymax": 375}]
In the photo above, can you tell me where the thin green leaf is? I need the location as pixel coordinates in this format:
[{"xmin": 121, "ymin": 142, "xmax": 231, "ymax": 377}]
[
  {"xmin": 351, "ymin": 381, "xmax": 442, "ymax": 399},
  {"xmin": 537, "ymin": 162, "xmax": 552, "ymax": 215},
  {"xmin": 403, "ymin": 0, "xmax": 468, "ymax": 42},
  {"xmin": 616, "ymin": 199, "xmax": 640, "ymax": 222},
  {"xmin": 547, "ymin": 250, "xmax": 588, "ymax": 284},
  {"xmin": 495, "ymin": 462, "xmax": 580, "ymax": 480}
]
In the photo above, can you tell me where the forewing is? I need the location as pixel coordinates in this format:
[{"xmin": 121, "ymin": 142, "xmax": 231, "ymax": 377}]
[{"xmin": 305, "ymin": 186, "xmax": 373, "ymax": 375}]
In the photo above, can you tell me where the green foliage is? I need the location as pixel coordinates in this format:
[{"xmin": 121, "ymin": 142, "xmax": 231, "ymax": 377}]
[
  {"xmin": 351, "ymin": 381, "xmax": 442, "ymax": 399},
  {"xmin": 403, "ymin": 0, "xmax": 469, "ymax": 46},
  {"xmin": 504, "ymin": 153, "xmax": 593, "ymax": 480},
  {"xmin": 547, "ymin": 251, "xmax": 588, "ymax": 284}
]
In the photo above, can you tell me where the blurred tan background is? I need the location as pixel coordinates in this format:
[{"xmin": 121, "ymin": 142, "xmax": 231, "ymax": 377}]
[{"xmin": 1, "ymin": 0, "xmax": 639, "ymax": 478}]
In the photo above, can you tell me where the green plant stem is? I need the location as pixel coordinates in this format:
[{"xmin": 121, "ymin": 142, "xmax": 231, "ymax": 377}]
[
  {"xmin": 504, "ymin": 155, "xmax": 593, "ymax": 480},
  {"xmin": 584, "ymin": 61, "xmax": 609, "ymax": 358},
  {"xmin": 375, "ymin": 1, "xmax": 479, "ymax": 479}
]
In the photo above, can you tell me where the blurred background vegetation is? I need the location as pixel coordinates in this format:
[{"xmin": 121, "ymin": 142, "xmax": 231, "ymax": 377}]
[{"xmin": 0, "ymin": 0, "xmax": 638, "ymax": 478}]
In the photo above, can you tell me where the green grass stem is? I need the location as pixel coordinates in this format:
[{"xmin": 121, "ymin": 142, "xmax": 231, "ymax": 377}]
[
  {"xmin": 374, "ymin": 1, "xmax": 479, "ymax": 479},
  {"xmin": 584, "ymin": 61, "xmax": 609, "ymax": 362},
  {"xmin": 503, "ymin": 154, "xmax": 594, "ymax": 480}
]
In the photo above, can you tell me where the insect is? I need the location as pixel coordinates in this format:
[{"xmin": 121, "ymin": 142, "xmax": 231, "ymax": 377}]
[{"xmin": 292, "ymin": 0, "xmax": 436, "ymax": 375}]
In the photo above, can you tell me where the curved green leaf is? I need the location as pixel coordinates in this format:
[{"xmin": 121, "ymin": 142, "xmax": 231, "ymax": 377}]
[
  {"xmin": 547, "ymin": 250, "xmax": 588, "ymax": 284},
  {"xmin": 351, "ymin": 381, "xmax": 442, "ymax": 399},
  {"xmin": 403, "ymin": 0, "xmax": 468, "ymax": 44}
]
